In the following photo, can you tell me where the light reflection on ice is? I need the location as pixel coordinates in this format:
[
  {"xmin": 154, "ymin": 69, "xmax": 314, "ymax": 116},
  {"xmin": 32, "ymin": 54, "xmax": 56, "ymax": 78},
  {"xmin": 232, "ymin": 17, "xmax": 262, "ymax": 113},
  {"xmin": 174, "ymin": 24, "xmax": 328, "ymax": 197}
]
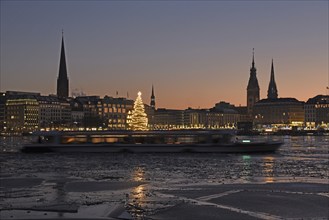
[
  {"xmin": 127, "ymin": 184, "xmax": 147, "ymax": 219},
  {"xmin": 132, "ymin": 167, "xmax": 145, "ymax": 182},
  {"xmin": 263, "ymin": 156, "xmax": 275, "ymax": 183}
]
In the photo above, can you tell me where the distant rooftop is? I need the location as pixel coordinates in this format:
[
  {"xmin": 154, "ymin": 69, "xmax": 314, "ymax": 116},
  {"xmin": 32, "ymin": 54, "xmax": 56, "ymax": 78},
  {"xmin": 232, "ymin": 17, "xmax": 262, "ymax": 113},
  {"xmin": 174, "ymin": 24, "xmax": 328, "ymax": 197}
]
[
  {"xmin": 306, "ymin": 95, "xmax": 329, "ymax": 104},
  {"xmin": 256, "ymin": 97, "xmax": 304, "ymax": 105},
  {"xmin": 5, "ymin": 91, "xmax": 41, "ymax": 96}
]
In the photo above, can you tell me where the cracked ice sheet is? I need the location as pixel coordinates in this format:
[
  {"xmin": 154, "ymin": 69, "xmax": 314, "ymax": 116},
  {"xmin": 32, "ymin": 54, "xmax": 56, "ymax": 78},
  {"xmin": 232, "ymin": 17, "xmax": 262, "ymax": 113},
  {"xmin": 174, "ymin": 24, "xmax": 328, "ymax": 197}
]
[
  {"xmin": 149, "ymin": 182, "xmax": 329, "ymax": 220},
  {"xmin": 0, "ymin": 172, "xmax": 144, "ymax": 218},
  {"xmin": 0, "ymin": 203, "xmax": 128, "ymax": 219}
]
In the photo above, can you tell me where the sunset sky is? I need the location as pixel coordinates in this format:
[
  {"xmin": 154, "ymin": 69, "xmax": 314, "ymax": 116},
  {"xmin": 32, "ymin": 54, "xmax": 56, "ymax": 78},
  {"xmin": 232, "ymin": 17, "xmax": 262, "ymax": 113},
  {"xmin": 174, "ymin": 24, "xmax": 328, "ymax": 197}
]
[{"xmin": 1, "ymin": 1, "xmax": 328, "ymax": 109}]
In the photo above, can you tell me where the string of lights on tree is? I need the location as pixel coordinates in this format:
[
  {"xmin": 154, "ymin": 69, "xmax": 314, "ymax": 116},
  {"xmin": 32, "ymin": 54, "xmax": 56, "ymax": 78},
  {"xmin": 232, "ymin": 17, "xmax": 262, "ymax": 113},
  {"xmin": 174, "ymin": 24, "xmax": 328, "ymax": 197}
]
[{"xmin": 128, "ymin": 91, "xmax": 148, "ymax": 131}]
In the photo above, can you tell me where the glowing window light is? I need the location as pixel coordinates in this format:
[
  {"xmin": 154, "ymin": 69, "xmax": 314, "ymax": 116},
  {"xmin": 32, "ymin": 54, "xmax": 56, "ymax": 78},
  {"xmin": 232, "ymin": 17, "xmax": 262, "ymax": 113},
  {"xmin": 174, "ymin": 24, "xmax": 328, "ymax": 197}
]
[{"xmin": 242, "ymin": 140, "xmax": 251, "ymax": 143}]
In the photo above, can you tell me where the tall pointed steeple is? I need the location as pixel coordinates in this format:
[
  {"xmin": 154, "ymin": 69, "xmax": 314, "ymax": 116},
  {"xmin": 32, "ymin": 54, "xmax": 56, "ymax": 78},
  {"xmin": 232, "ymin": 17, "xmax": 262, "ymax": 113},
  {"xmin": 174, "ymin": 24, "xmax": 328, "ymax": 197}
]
[
  {"xmin": 57, "ymin": 31, "xmax": 69, "ymax": 98},
  {"xmin": 267, "ymin": 59, "xmax": 278, "ymax": 99},
  {"xmin": 247, "ymin": 49, "xmax": 259, "ymax": 91},
  {"xmin": 150, "ymin": 85, "xmax": 155, "ymax": 110},
  {"xmin": 252, "ymin": 48, "xmax": 255, "ymax": 69},
  {"xmin": 247, "ymin": 48, "xmax": 260, "ymax": 119}
]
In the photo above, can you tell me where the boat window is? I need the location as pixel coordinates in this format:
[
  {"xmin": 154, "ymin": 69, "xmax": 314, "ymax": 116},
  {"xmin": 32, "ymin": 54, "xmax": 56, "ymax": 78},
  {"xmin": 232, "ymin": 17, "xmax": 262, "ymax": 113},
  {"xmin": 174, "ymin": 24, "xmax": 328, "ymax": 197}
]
[
  {"xmin": 75, "ymin": 136, "xmax": 87, "ymax": 143},
  {"xmin": 177, "ymin": 136, "xmax": 195, "ymax": 144},
  {"xmin": 105, "ymin": 137, "xmax": 118, "ymax": 143},
  {"xmin": 61, "ymin": 136, "xmax": 75, "ymax": 144},
  {"xmin": 91, "ymin": 136, "xmax": 104, "ymax": 144}
]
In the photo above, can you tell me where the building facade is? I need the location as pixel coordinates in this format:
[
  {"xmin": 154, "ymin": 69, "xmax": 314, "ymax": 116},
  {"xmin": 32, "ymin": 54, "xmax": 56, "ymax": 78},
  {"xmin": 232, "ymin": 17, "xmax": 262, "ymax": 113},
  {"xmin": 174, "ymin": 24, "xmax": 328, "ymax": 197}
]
[
  {"xmin": 74, "ymin": 96, "xmax": 101, "ymax": 129},
  {"xmin": 100, "ymin": 96, "xmax": 134, "ymax": 130},
  {"xmin": 184, "ymin": 108, "xmax": 208, "ymax": 129},
  {"xmin": 210, "ymin": 102, "xmax": 240, "ymax": 128},
  {"xmin": 253, "ymin": 98, "xmax": 305, "ymax": 127},
  {"xmin": 37, "ymin": 96, "xmax": 71, "ymax": 130},
  {"xmin": 305, "ymin": 95, "xmax": 329, "ymax": 128},
  {"xmin": 153, "ymin": 108, "xmax": 184, "ymax": 130},
  {"xmin": 152, "ymin": 105, "xmax": 240, "ymax": 130},
  {"xmin": 5, "ymin": 98, "xmax": 39, "ymax": 133}
]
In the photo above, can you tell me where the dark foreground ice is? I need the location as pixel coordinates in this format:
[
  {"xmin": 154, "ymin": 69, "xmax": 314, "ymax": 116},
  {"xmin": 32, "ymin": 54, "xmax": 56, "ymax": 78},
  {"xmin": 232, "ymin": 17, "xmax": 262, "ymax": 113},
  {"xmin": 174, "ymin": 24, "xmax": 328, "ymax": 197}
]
[{"xmin": 0, "ymin": 136, "xmax": 328, "ymax": 219}]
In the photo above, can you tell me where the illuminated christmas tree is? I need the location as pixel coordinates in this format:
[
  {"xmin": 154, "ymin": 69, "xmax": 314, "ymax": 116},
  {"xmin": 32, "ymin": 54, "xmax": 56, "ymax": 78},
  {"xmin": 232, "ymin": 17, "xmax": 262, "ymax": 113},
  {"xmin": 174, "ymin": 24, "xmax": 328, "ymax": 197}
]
[{"xmin": 129, "ymin": 91, "xmax": 148, "ymax": 130}]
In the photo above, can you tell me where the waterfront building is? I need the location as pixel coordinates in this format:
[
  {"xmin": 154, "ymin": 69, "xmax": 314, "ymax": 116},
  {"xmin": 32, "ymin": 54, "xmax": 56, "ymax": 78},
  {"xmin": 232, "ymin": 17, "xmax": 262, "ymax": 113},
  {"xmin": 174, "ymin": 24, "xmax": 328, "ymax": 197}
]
[
  {"xmin": 254, "ymin": 61, "xmax": 304, "ymax": 128},
  {"xmin": 184, "ymin": 108, "xmax": 239, "ymax": 129},
  {"xmin": 71, "ymin": 111, "xmax": 85, "ymax": 129},
  {"xmin": 37, "ymin": 96, "xmax": 71, "ymax": 130},
  {"xmin": 246, "ymin": 49, "xmax": 260, "ymax": 120},
  {"xmin": 184, "ymin": 108, "xmax": 208, "ymax": 129},
  {"xmin": 152, "ymin": 104, "xmax": 240, "ymax": 130},
  {"xmin": 304, "ymin": 95, "xmax": 329, "ymax": 129},
  {"xmin": 153, "ymin": 108, "xmax": 184, "ymax": 130},
  {"xmin": 2, "ymin": 91, "xmax": 73, "ymax": 133},
  {"xmin": 56, "ymin": 99, "xmax": 71, "ymax": 128},
  {"xmin": 144, "ymin": 104, "xmax": 155, "ymax": 129},
  {"xmin": 206, "ymin": 110, "xmax": 239, "ymax": 129},
  {"xmin": 234, "ymin": 106, "xmax": 249, "ymax": 122},
  {"xmin": 37, "ymin": 96, "xmax": 60, "ymax": 130},
  {"xmin": 210, "ymin": 102, "xmax": 240, "ymax": 128},
  {"xmin": 254, "ymin": 98, "xmax": 304, "ymax": 127},
  {"xmin": 70, "ymin": 99, "xmax": 85, "ymax": 129},
  {"xmin": 101, "ymin": 96, "xmax": 134, "ymax": 130},
  {"xmin": 71, "ymin": 95, "xmax": 152, "ymax": 130},
  {"xmin": 5, "ymin": 97, "xmax": 39, "ymax": 133},
  {"xmin": 235, "ymin": 106, "xmax": 252, "ymax": 131},
  {"xmin": 74, "ymin": 96, "xmax": 102, "ymax": 129},
  {"xmin": 57, "ymin": 33, "xmax": 69, "ymax": 98}
]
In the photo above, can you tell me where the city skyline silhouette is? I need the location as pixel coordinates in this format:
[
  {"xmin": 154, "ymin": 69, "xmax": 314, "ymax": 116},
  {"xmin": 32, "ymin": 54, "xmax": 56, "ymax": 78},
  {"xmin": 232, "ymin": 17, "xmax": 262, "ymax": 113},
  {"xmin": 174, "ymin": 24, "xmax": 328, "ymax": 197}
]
[{"xmin": 1, "ymin": 1, "xmax": 328, "ymax": 109}]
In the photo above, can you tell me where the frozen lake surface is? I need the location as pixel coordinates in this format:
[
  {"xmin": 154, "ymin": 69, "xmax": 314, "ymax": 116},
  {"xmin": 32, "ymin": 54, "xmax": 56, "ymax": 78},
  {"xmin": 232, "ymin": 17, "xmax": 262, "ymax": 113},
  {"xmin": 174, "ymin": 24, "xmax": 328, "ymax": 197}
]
[{"xmin": 1, "ymin": 136, "xmax": 328, "ymax": 219}]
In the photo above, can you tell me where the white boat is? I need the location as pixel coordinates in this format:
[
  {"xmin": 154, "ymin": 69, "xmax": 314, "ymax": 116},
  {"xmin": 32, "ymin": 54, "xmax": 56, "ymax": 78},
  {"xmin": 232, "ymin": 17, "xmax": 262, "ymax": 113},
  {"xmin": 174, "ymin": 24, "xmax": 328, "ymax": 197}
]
[{"xmin": 21, "ymin": 130, "xmax": 283, "ymax": 153}]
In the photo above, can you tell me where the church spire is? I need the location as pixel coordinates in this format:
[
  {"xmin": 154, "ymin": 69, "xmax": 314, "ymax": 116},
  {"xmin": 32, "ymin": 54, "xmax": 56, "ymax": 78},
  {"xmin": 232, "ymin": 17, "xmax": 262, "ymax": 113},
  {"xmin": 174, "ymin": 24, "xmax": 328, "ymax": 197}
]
[
  {"xmin": 247, "ymin": 48, "xmax": 260, "ymax": 90},
  {"xmin": 267, "ymin": 59, "xmax": 278, "ymax": 99},
  {"xmin": 252, "ymin": 48, "xmax": 255, "ymax": 68},
  {"xmin": 57, "ymin": 32, "xmax": 69, "ymax": 98},
  {"xmin": 247, "ymin": 48, "xmax": 260, "ymax": 120},
  {"xmin": 150, "ymin": 85, "xmax": 155, "ymax": 110}
]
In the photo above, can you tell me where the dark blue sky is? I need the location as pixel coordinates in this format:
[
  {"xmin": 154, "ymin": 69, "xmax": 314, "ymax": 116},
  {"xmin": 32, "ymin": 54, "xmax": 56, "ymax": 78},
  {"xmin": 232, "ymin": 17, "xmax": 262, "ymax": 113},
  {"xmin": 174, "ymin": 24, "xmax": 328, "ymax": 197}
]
[{"xmin": 1, "ymin": 1, "xmax": 328, "ymax": 109}]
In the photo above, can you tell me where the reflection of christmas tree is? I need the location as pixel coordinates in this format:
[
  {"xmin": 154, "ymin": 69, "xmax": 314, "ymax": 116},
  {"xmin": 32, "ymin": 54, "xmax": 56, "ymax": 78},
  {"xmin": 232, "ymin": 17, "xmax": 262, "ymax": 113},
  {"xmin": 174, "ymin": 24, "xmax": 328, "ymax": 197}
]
[{"xmin": 129, "ymin": 91, "xmax": 148, "ymax": 130}]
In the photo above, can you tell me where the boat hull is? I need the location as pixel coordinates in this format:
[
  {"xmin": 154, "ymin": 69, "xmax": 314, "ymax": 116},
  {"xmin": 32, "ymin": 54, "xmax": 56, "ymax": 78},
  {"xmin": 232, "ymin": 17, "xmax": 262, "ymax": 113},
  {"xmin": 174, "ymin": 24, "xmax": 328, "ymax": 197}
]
[{"xmin": 21, "ymin": 142, "xmax": 282, "ymax": 153}]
